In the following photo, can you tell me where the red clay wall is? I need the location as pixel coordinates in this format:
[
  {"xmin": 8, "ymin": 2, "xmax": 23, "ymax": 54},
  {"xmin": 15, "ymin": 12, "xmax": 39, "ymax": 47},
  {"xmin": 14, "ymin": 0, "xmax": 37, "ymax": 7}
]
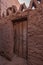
[
  {"xmin": 27, "ymin": 8, "xmax": 43, "ymax": 65},
  {"xmin": 0, "ymin": 5, "xmax": 43, "ymax": 65},
  {"xmin": 0, "ymin": 20, "xmax": 14, "ymax": 60},
  {"xmin": 13, "ymin": 8, "xmax": 43, "ymax": 65}
]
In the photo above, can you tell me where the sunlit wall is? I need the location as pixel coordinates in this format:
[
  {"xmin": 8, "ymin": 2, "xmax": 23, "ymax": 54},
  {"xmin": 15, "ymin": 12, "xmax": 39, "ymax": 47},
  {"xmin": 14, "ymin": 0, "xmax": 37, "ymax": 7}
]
[
  {"xmin": 1, "ymin": 0, "xmax": 31, "ymax": 16},
  {"xmin": 1, "ymin": 0, "xmax": 20, "ymax": 16}
]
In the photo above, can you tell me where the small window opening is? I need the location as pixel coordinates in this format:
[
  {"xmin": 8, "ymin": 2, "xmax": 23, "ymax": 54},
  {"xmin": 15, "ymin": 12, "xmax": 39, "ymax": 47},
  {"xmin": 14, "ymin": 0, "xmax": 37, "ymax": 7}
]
[
  {"xmin": 37, "ymin": 0, "xmax": 41, "ymax": 4},
  {"xmin": 6, "ymin": 7, "xmax": 12, "ymax": 16},
  {"xmin": 32, "ymin": 2, "xmax": 36, "ymax": 10}
]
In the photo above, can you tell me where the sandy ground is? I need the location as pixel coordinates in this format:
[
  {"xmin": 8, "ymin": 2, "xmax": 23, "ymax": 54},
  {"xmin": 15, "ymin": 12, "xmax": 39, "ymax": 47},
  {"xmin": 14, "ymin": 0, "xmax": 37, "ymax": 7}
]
[{"xmin": 0, "ymin": 55, "xmax": 27, "ymax": 65}]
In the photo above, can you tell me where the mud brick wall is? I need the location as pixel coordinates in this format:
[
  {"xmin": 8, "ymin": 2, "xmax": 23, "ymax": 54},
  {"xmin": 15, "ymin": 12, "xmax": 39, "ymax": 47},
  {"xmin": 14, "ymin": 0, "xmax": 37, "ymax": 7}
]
[
  {"xmin": 0, "ymin": 20, "xmax": 14, "ymax": 60},
  {"xmin": 28, "ymin": 9, "xmax": 43, "ymax": 65},
  {"xmin": 13, "ymin": 8, "xmax": 43, "ymax": 65}
]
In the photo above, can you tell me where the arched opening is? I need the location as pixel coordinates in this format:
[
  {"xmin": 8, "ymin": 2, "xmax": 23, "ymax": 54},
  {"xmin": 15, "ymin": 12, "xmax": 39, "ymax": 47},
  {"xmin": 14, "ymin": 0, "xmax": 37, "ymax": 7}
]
[{"xmin": 6, "ymin": 7, "xmax": 12, "ymax": 16}]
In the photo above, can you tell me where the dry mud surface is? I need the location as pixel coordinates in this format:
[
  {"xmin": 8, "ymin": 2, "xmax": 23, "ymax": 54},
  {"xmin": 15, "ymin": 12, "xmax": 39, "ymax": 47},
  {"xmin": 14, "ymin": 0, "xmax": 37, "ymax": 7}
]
[{"xmin": 0, "ymin": 55, "xmax": 27, "ymax": 65}]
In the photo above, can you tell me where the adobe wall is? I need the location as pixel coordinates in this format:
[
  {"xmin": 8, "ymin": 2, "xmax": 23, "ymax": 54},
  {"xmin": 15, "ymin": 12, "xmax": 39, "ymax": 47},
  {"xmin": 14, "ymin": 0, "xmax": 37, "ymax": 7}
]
[
  {"xmin": 0, "ymin": 1, "xmax": 43, "ymax": 65},
  {"xmin": 27, "ymin": 8, "xmax": 43, "ymax": 65},
  {"xmin": 0, "ymin": 19, "xmax": 14, "ymax": 60},
  {"xmin": 1, "ymin": 0, "xmax": 20, "ymax": 16},
  {"xmin": 12, "ymin": 7, "xmax": 43, "ymax": 65}
]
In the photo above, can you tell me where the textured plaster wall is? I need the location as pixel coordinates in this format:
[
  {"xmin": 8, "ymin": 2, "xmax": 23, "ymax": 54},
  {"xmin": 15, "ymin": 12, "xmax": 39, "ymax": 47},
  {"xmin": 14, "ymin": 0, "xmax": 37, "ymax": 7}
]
[
  {"xmin": 27, "ymin": 8, "xmax": 43, "ymax": 65},
  {"xmin": 13, "ymin": 8, "xmax": 43, "ymax": 65},
  {"xmin": 1, "ymin": 0, "xmax": 20, "ymax": 16}
]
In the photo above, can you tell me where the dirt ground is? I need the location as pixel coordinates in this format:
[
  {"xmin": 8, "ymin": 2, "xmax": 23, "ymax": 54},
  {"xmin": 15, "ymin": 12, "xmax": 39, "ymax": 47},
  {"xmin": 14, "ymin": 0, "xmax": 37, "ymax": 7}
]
[{"xmin": 0, "ymin": 55, "xmax": 27, "ymax": 65}]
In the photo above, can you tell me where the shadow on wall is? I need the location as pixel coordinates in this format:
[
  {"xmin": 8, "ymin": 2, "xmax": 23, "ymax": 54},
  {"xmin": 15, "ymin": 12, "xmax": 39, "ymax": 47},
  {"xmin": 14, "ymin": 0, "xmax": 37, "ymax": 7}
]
[{"xmin": 6, "ymin": 5, "xmax": 17, "ymax": 16}]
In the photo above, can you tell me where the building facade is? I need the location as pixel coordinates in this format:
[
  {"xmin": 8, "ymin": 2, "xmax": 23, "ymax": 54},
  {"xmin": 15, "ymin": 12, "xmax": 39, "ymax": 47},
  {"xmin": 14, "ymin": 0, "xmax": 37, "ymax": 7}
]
[{"xmin": 0, "ymin": 0, "xmax": 20, "ymax": 16}]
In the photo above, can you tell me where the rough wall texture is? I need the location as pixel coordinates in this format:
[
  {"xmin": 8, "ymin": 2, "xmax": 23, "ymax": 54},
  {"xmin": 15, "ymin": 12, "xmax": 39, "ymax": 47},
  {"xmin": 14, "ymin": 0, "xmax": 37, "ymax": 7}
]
[
  {"xmin": 0, "ymin": 0, "xmax": 43, "ymax": 65},
  {"xmin": 1, "ymin": 0, "xmax": 20, "ymax": 15},
  {"xmin": 0, "ymin": 20, "xmax": 14, "ymax": 60},
  {"xmin": 27, "ymin": 8, "xmax": 43, "ymax": 65},
  {"xmin": 12, "ymin": 8, "xmax": 43, "ymax": 65}
]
